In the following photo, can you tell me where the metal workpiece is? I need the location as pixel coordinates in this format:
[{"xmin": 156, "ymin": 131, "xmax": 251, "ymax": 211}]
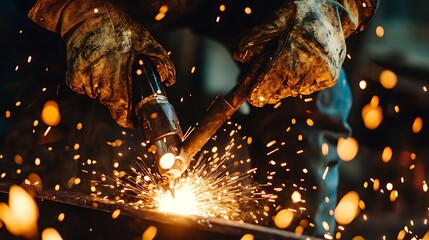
[{"xmin": 0, "ymin": 182, "xmax": 318, "ymax": 240}]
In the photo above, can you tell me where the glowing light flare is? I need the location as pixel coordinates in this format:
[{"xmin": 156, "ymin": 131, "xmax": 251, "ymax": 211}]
[
  {"xmin": 373, "ymin": 179, "xmax": 380, "ymax": 191},
  {"xmin": 244, "ymin": 7, "xmax": 252, "ymax": 14},
  {"xmin": 41, "ymin": 228, "xmax": 63, "ymax": 240},
  {"xmin": 412, "ymin": 117, "xmax": 423, "ymax": 133},
  {"xmin": 306, "ymin": 118, "xmax": 314, "ymax": 126},
  {"xmin": 111, "ymin": 209, "xmax": 120, "ymax": 219},
  {"xmin": 41, "ymin": 100, "xmax": 61, "ymax": 126},
  {"xmin": 296, "ymin": 226, "xmax": 304, "ymax": 235},
  {"xmin": 361, "ymin": 101, "xmax": 383, "ymax": 130},
  {"xmin": 381, "ymin": 146, "xmax": 392, "ymax": 163},
  {"xmin": 157, "ymin": 184, "xmax": 198, "ymax": 215},
  {"xmin": 376, "ymin": 26, "xmax": 385, "ymax": 37},
  {"xmin": 336, "ymin": 137, "xmax": 358, "ymax": 161},
  {"xmin": 397, "ymin": 230, "xmax": 406, "ymax": 240},
  {"xmin": 321, "ymin": 143, "xmax": 329, "ymax": 155},
  {"xmin": 359, "ymin": 80, "xmax": 367, "ymax": 90},
  {"xmin": 291, "ymin": 191, "xmax": 301, "ymax": 203},
  {"xmin": 0, "ymin": 185, "xmax": 38, "ymax": 238},
  {"xmin": 334, "ymin": 191, "xmax": 360, "ymax": 225},
  {"xmin": 57, "ymin": 213, "xmax": 65, "ymax": 222},
  {"xmin": 358, "ymin": 200, "xmax": 365, "ymax": 210},
  {"xmin": 386, "ymin": 183, "xmax": 393, "ymax": 190},
  {"xmin": 240, "ymin": 234, "xmax": 254, "ymax": 240},
  {"xmin": 389, "ymin": 190, "xmax": 398, "ymax": 202},
  {"xmin": 219, "ymin": 4, "xmax": 226, "ymax": 12},
  {"xmin": 266, "ymin": 140, "xmax": 276, "ymax": 148},
  {"xmin": 142, "ymin": 226, "xmax": 157, "ymax": 240},
  {"xmin": 379, "ymin": 69, "xmax": 397, "ymax": 89},
  {"xmin": 322, "ymin": 221, "xmax": 330, "ymax": 231},
  {"xmin": 274, "ymin": 209, "xmax": 294, "ymax": 229},
  {"xmin": 159, "ymin": 153, "xmax": 176, "ymax": 169},
  {"xmin": 155, "ymin": 5, "xmax": 168, "ymax": 21},
  {"xmin": 14, "ymin": 154, "xmax": 23, "ymax": 165},
  {"xmin": 423, "ymin": 181, "xmax": 428, "ymax": 192},
  {"xmin": 394, "ymin": 105, "xmax": 400, "ymax": 113}
]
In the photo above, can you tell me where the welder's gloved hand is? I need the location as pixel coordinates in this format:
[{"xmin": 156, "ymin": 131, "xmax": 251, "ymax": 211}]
[
  {"xmin": 28, "ymin": 0, "xmax": 175, "ymax": 128},
  {"xmin": 233, "ymin": 0, "xmax": 376, "ymax": 107}
]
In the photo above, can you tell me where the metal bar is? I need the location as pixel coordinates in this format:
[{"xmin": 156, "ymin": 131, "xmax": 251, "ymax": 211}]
[{"xmin": 0, "ymin": 182, "xmax": 318, "ymax": 240}]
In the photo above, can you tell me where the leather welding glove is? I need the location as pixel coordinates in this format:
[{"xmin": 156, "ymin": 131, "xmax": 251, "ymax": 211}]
[
  {"xmin": 233, "ymin": 0, "xmax": 377, "ymax": 107},
  {"xmin": 28, "ymin": 0, "xmax": 175, "ymax": 128}
]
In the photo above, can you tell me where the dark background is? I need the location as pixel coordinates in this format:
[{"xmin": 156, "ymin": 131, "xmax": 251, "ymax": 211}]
[{"xmin": 0, "ymin": 0, "xmax": 428, "ymax": 239}]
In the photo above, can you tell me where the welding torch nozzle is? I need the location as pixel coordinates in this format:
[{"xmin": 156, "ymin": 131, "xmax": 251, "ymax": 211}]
[{"xmin": 132, "ymin": 55, "xmax": 188, "ymax": 184}]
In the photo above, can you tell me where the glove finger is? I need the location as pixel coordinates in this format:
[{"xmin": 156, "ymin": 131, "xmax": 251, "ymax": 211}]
[
  {"xmin": 86, "ymin": 52, "xmax": 133, "ymax": 128},
  {"xmin": 251, "ymin": 27, "xmax": 341, "ymax": 106},
  {"xmin": 144, "ymin": 46, "xmax": 176, "ymax": 87},
  {"xmin": 233, "ymin": 3, "xmax": 296, "ymax": 63},
  {"xmin": 132, "ymin": 27, "xmax": 176, "ymax": 86},
  {"xmin": 233, "ymin": 31, "xmax": 280, "ymax": 63},
  {"xmin": 248, "ymin": 29, "xmax": 312, "ymax": 107}
]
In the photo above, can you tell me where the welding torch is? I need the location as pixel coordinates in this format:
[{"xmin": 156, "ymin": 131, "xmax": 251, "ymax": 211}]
[
  {"xmin": 132, "ymin": 54, "xmax": 264, "ymax": 193},
  {"xmin": 132, "ymin": 55, "xmax": 189, "ymax": 194}
]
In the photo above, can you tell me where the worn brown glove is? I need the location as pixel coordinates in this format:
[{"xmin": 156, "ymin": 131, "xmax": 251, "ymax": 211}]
[
  {"xmin": 28, "ymin": 0, "xmax": 175, "ymax": 128},
  {"xmin": 234, "ymin": 0, "xmax": 375, "ymax": 107}
]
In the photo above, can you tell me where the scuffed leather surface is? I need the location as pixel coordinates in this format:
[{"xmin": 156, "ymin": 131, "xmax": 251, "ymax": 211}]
[
  {"xmin": 233, "ymin": 0, "xmax": 371, "ymax": 107},
  {"xmin": 28, "ymin": 0, "xmax": 376, "ymax": 126},
  {"xmin": 29, "ymin": 0, "xmax": 175, "ymax": 128}
]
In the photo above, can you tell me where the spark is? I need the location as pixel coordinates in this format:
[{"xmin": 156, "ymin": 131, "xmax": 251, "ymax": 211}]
[
  {"xmin": 57, "ymin": 213, "xmax": 65, "ymax": 222},
  {"xmin": 376, "ymin": 26, "xmax": 385, "ymax": 37},
  {"xmin": 359, "ymin": 80, "xmax": 367, "ymax": 89},
  {"xmin": 111, "ymin": 209, "xmax": 120, "ymax": 219},
  {"xmin": 94, "ymin": 141, "xmax": 270, "ymax": 223},
  {"xmin": 41, "ymin": 228, "xmax": 62, "ymax": 240},
  {"xmin": 322, "ymin": 166, "xmax": 329, "ymax": 180},
  {"xmin": 43, "ymin": 126, "xmax": 51, "ymax": 136},
  {"xmin": 219, "ymin": 4, "xmax": 226, "ymax": 12},
  {"xmin": 244, "ymin": 7, "xmax": 252, "ymax": 14},
  {"xmin": 267, "ymin": 148, "xmax": 279, "ymax": 156}
]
